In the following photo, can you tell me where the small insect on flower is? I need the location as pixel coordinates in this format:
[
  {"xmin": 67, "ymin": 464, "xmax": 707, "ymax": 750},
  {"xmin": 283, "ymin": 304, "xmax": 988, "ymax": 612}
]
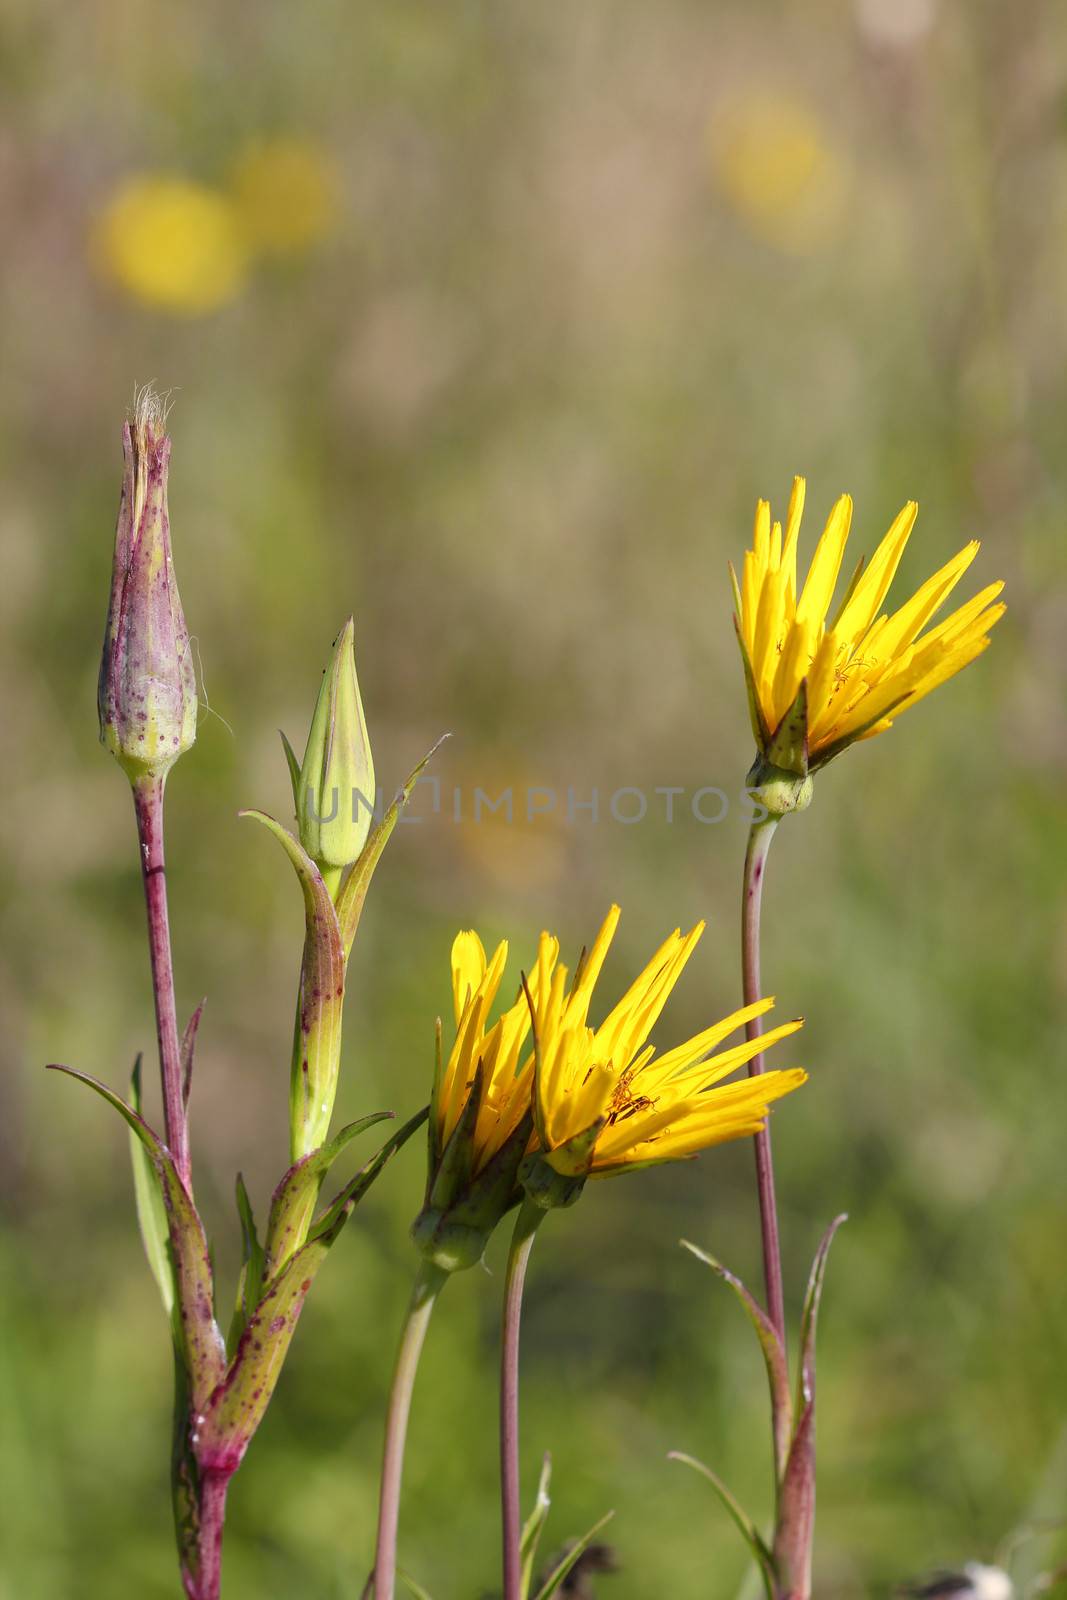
[{"xmin": 731, "ymin": 477, "xmax": 1005, "ymax": 784}]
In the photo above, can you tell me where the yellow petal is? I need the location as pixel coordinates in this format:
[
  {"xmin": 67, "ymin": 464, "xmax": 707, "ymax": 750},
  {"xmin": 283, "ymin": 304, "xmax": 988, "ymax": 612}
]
[
  {"xmin": 796, "ymin": 494, "xmax": 852, "ymax": 627},
  {"xmin": 833, "ymin": 500, "xmax": 917, "ymax": 643},
  {"xmin": 451, "ymin": 930, "xmax": 488, "ymax": 1025},
  {"xmin": 872, "ymin": 540, "xmax": 979, "ymax": 660}
]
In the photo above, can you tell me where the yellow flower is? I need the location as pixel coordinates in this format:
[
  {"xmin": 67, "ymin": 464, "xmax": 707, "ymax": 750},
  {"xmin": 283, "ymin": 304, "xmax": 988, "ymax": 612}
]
[
  {"xmin": 732, "ymin": 477, "xmax": 1006, "ymax": 775},
  {"xmin": 91, "ymin": 177, "xmax": 248, "ymax": 315},
  {"xmin": 420, "ymin": 909, "xmax": 804, "ymax": 1249},
  {"xmin": 524, "ymin": 905, "xmax": 805, "ymax": 1179},
  {"xmin": 229, "ymin": 137, "xmax": 340, "ymax": 259},
  {"xmin": 709, "ymin": 94, "xmax": 847, "ymax": 254},
  {"xmin": 434, "ymin": 929, "xmax": 541, "ymax": 1178}
]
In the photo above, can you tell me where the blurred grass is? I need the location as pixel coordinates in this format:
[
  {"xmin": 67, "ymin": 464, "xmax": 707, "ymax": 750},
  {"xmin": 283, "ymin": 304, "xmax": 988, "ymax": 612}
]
[{"xmin": 2, "ymin": 0, "xmax": 1066, "ymax": 1595}]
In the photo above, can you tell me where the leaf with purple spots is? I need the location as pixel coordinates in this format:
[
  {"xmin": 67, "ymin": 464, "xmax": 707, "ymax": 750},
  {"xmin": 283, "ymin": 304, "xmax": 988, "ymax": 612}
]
[
  {"xmin": 239, "ymin": 809, "xmax": 345, "ymax": 1159},
  {"xmin": 48, "ymin": 1063, "xmax": 226, "ymax": 1412},
  {"xmin": 195, "ymin": 1105, "xmax": 427, "ymax": 1474}
]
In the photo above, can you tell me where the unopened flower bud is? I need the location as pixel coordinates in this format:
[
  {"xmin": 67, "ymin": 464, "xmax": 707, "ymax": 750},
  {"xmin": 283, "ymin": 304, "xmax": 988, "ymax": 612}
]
[
  {"xmin": 297, "ymin": 618, "xmax": 375, "ymax": 873},
  {"xmin": 98, "ymin": 392, "xmax": 197, "ymax": 782}
]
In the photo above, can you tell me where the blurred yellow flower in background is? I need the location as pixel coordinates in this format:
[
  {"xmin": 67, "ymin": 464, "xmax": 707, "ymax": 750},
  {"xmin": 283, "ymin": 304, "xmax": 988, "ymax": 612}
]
[
  {"xmin": 91, "ymin": 176, "xmax": 249, "ymax": 315},
  {"xmin": 229, "ymin": 136, "xmax": 340, "ymax": 258},
  {"xmin": 709, "ymin": 93, "xmax": 847, "ymax": 253}
]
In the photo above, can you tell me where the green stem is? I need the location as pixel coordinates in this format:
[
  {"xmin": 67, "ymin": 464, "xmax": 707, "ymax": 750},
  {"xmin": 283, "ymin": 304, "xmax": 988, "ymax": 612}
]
[
  {"xmin": 371, "ymin": 1263, "xmax": 447, "ymax": 1600},
  {"xmin": 500, "ymin": 1201, "xmax": 545, "ymax": 1600},
  {"xmin": 741, "ymin": 818, "xmax": 785, "ymax": 1342}
]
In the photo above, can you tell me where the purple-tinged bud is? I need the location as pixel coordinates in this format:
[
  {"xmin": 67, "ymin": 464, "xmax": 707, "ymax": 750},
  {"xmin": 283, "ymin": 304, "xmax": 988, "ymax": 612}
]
[{"xmin": 98, "ymin": 392, "xmax": 198, "ymax": 782}]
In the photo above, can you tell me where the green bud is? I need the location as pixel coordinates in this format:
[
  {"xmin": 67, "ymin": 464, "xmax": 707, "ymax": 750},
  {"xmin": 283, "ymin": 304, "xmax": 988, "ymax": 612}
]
[
  {"xmin": 98, "ymin": 393, "xmax": 197, "ymax": 782},
  {"xmin": 296, "ymin": 618, "xmax": 375, "ymax": 872},
  {"xmin": 746, "ymin": 756, "xmax": 814, "ymax": 820}
]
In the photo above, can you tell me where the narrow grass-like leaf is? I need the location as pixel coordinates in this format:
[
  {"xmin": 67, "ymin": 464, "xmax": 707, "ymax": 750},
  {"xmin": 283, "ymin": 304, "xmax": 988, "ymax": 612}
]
[
  {"xmin": 336, "ymin": 735, "xmax": 449, "ymax": 963},
  {"xmin": 313, "ymin": 1106, "xmax": 428, "ymax": 1241},
  {"xmin": 240, "ymin": 809, "xmax": 345, "ymax": 1157},
  {"xmin": 262, "ymin": 1111, "xmax": 394, "ymax": 1280},
  {"xmin": 180, "ymin": 1001, "xmax": 204, "ymax": 1107},
  {"xmin": 226, "ymin": 1174, "xmax": 267, "ymax": 1357},
  {"xmin": 682, "ymin": 1239, "xmax": 792, "ymax": 1483},
  {"xmin": 129, "ymin": 1056, "xmax": 175, "ymax": 1318},
  {"xmin": 531, "ymin": 1509, "xmax": 616, "ymax": 1600},
  {"xmin": 796, "ymin": 1213, "xmax": 847, "ymax": 1415},
  {"xmin": 521, "ymin": 1453, "xmax": 553, "ymax": 1598},
  {"xmin": 397, "ymin": 1572, "xmax": 435, "ymax": 1600},
  {"xmin": 48, "ymin": 1064, "xmax": 225, "ymax": 1410},
  {"xmin": 669, "ymin": 1452, "xmax": 776, "ymax": 1600},
  {"xmin": 279, "ymin": 730, "xmax": 302, "ymax": 812}
]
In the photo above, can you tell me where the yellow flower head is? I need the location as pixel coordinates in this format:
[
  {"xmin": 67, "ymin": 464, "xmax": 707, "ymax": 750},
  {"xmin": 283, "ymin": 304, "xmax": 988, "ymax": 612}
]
[
  {"xmin": 434, "ymin": 929, "xmax": 541, "ymax": 1178},
  {"xmin": 523, "ymin": 905, "xmax": 805, "ymax": 1182},
  {"xmin": 229, "ymin": 137, "xmax": 340, "ymax": 259},
  {"xmin": 709, "ymin": 93, "xmax": 847, "ymax": 255},
  {"xmin": 418, "ymin": 909, "xmax": 804, "ymax": 1253},
  {"xmin": 732, "ymin": 478, "xmax": 1005, "ymax": 776},
  {"xmin": 91, "ymin": 177, "xmax": 248, "ymax": 316}
]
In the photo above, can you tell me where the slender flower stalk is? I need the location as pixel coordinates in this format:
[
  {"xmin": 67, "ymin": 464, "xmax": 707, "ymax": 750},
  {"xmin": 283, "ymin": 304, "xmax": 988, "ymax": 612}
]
[
  {"xmin": 133, "ymin": 773, "xmax": 190, "ymax": 1189},
  {"xmin": 500, "ymin": 1199, "xmax": 545, "ymax": 1600},
  {"xmin": 372, "ymin": 1263, "xmax": 448, "ymax": 1600},
  {"xmin": 741, "ymin": 817, "xmax": 783, "ymax": 1340}
]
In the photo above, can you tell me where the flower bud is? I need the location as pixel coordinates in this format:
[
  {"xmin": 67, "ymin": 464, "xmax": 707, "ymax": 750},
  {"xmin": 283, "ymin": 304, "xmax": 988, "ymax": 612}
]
[
  {"xmin": 296, "ymin": 618, "xmax": 375, "ymax": 872},
  {"xmin": 98, "ymin": 393, "xmax": 197, "ymax": 782}
]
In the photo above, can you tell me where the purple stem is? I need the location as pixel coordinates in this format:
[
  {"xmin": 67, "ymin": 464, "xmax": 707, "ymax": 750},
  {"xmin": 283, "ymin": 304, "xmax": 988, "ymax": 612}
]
[
  {"xmin": 194, "ymin": 1470, "xmax": 232, "ymax": 1600},
  {"xmin": 500, "ymin": 1202, "xmax": 543, "ymax": 1600},
  {"xmin": 132, "ymin": 773, "xmax": 191, "ymax": 1192},
  {"xmin": 742, "ymin": 818, "xmax": 785, "ymax": 1343}
]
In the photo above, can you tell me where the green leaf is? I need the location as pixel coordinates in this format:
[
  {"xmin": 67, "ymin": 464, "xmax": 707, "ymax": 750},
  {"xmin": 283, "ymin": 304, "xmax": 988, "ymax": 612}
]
[
  {"xmin": 226, "ymin": 1174, "xmax": 267, "ymax": 1358},
  {"xmin": 532, "ymin": 1509, "xmax": 616, "ymax": 1600},
  {"xmin": 669, "ymin": 1451, "xmax": 776, "ymax": 1600},
  {"xmin": 48, "ymin": 1063, "xmax": 225, "ymax": 1411},
  {"xmin": 521, "ymin": 1453, "xmax": 553, "ymax": 1598},
  {"xmin": 262, "ymin": 1111, "xmax": 395, "ymax": 1281},
  {"xmin": 681, "ymin": 1240, "xmax": 792, "ymax": 1483},
  {"xmin": 195, "ymin": 1109, "xmax": 427, "ymax": 1474},
  {"xmin": 128, "ymin": 1056, "xmax": 176, "ymax": 1319},
  {"xmin": 796, "ymin": 1213, "xmax": 846, "ymax": 1416},
  {"xmin": 279, "ymin": 729, "xmax": 302, "ymax": 812},
  {"xmin": 766, "ymin": 679, "xmax": 809, "ymax": 777},
  {"xmin": 312, "ymin": 1106, "xmax": 428, "ymax": 1242},
  {"xmin": 240, "ymin": 809, "xmax": 345, "ymax": 1158},
  {"xmin": 336, "ymin": 735, "xmax": 449, "ymax": 964}
]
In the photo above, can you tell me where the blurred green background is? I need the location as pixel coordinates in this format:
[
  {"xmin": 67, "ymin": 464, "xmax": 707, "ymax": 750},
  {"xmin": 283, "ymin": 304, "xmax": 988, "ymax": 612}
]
[{"xmin": 1, "ymin": 0, "xmax": 1064, "ymax": 1595}]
